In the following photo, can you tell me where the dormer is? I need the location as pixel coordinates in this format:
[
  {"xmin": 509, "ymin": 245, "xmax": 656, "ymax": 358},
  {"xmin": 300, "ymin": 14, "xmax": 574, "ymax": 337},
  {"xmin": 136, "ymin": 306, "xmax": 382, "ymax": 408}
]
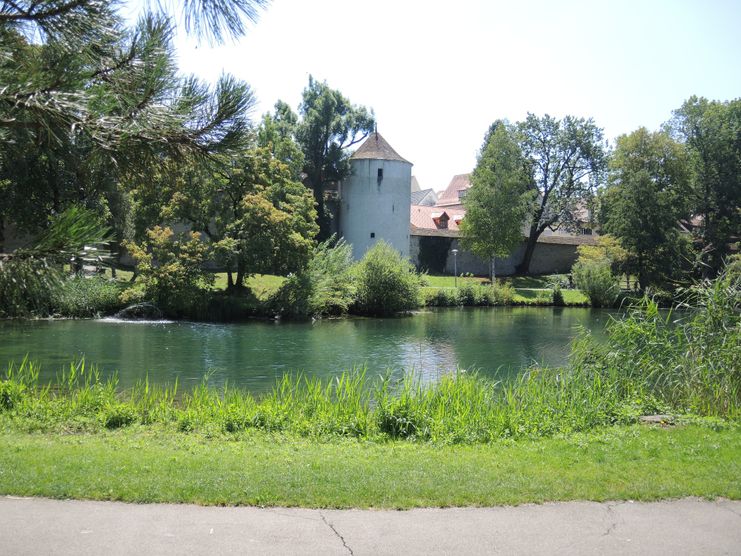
[{"xmin": 431, "ymin": 211, "xmax": 450, "ymax": 229}]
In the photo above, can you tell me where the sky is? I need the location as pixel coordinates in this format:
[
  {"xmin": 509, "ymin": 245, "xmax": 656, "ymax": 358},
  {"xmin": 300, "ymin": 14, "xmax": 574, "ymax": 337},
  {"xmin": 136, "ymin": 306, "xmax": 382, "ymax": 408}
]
[{"xmin": 130, "ymin": 0, "xmax": 740, "ymax": 191}]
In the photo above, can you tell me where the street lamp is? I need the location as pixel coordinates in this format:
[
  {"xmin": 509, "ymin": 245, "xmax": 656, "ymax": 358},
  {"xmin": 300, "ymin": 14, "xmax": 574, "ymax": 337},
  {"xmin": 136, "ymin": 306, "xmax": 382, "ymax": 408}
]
[{"xmin": 451, "ymin": 248, "xmax": 459, "ymax": 287}]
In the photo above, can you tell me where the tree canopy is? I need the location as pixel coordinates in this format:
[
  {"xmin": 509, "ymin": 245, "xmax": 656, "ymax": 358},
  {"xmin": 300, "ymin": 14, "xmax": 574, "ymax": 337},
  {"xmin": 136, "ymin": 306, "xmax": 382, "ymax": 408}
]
[
  {"xmin": 0, "ymin": 0, "xmax": 263, "ymax": 247},
  {"xmin": 668, "ymin": 96, "xmax": 741, "ymax": 276},
  {"xmin": 600, "ymin": 128, "xmax": 693, "ymax": 289},
  {"xmin": 460, "ymin": 121, "xmax": 532, "ymax": 278},
  {"xmin": 269, "ymin": 77, "xmax": 375, "ymax": 239},
  {"xmin": 515, "ymin": 114, "xmax": 607, "ymax": 274}
]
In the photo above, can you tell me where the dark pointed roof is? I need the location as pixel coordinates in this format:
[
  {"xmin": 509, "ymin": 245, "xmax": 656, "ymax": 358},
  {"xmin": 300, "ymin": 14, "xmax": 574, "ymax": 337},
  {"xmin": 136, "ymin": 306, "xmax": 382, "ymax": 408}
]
[{"xmin": 350, "ymin": 132, "xmax": 411, "ymax": 164}]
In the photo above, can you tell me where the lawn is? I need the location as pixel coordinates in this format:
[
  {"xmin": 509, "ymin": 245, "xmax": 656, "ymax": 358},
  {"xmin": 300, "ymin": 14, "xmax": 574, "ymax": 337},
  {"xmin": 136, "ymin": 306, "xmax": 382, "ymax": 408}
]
[
  {"xmin": 0, "ymin": 425, "xmax": 737, "ymax": 508},
  {"xmin": 102, "ymin": 268, "xmax": 285, "ymax": 300}
]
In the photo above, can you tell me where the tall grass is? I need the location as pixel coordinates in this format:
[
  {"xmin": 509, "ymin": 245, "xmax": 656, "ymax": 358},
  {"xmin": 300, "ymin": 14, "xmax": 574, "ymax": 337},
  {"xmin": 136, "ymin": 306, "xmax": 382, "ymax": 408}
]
[{"xmin": 1, "ymin": 262, "xmax": 738, "ymax": 442}]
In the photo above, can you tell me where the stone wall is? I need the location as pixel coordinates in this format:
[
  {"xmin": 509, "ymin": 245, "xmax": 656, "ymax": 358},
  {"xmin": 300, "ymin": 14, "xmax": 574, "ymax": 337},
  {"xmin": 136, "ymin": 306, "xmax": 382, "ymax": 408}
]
[{"xmin": 410, "ymin": 235, "xmax": 580, "ymax": 276}]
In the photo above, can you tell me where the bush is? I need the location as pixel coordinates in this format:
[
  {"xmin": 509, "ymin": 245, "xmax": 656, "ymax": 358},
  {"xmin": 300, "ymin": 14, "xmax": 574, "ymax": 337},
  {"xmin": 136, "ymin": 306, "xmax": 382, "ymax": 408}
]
[
  {"xmin": 352, "ymin": 241, "xmax": 421, "ymax": 316},
  {"xmin": 422, "ymin": 288, "xmax": 459, "ymax": 307},
  {"xmin": 0, "ymin": 257, "xmax": 58, "ymax": 317},
  {"xmin": 572, "ymin": 259, "xmax": 620, "ymax": 307},
  {"xmin": 272, "ymin": 238, "xmax": 356, "ymax": 318},
  {"xmin": 551, "ymin": 283, "xmax": 565, "ymax": 306},
  {"xmin": 52, "ymin": 276, "xmax": 125, "ymax": 317},
  {"xmin": 123, "ymin": 227, "xmax": 212, "ymax": 317}
]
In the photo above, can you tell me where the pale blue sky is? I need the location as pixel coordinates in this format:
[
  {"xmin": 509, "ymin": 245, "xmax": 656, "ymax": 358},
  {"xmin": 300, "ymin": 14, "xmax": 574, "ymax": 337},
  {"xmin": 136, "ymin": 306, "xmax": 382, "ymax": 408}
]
[{"xmin": 128, "ymin": 0, "xmax": 741, "ymax": 190}]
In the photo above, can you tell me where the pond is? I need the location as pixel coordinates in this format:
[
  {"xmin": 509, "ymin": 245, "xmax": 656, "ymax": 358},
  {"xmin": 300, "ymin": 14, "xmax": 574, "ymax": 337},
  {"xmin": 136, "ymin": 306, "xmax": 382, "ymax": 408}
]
[{"xmin": 0, "ymin": 307, "xmax": 619, "ymax": 393}]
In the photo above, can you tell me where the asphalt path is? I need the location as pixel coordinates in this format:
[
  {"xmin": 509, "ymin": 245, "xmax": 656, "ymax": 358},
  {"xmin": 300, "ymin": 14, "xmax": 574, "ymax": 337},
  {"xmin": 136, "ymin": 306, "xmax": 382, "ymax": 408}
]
[{"xmin": 1, "ymin": 496, "xmax": 739, "ymax": 555}]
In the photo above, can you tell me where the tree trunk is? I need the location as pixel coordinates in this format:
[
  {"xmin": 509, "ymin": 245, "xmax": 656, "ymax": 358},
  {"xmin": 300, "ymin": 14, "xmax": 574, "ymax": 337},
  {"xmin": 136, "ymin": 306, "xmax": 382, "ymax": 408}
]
[
  {"xmin": 227, "ymin": 269, "xmax": 234, "ymax": 289},
  {"xmin": 489, "ymin": 257, "xmax": 496, "ymax": 282},
  {"xmin": 235, "ymin": 260, "xmax": 245, "ymax": 289},
  {"xmin": 516, "ymin": 229, "xmax": 540, "ymax": 275}
]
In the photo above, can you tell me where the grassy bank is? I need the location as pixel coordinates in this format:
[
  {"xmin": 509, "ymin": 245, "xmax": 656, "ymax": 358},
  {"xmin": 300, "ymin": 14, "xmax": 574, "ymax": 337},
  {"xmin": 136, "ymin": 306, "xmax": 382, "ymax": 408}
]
[
  {"xmin": 0, "ymin": 264, "xmax": 737, "ymax": 507},
  {"xmin": 0, "ymin": 425, "xmax": 738, "ymax": 507}
]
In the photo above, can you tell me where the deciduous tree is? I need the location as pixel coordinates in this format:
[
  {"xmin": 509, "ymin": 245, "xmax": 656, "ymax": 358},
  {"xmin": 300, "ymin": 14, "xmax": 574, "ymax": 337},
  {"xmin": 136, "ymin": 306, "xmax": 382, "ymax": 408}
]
[
  {"xmin": 600, "ymin": 128, "xmax": 693, "ymax": 290},
  {"xmin": 271, "ymin": 77, "xmax": 375, "ymax": 239},
  {"xmin": 668, "ymin": 96, "xmax": 741, "ymax": 276},
  {"xmin": 460, "ymin": 121, "xmax": 532, "ymax": 280},
  {"xmin": 515, "ymin": 114, "xmax": 607, "ymax": 274}
]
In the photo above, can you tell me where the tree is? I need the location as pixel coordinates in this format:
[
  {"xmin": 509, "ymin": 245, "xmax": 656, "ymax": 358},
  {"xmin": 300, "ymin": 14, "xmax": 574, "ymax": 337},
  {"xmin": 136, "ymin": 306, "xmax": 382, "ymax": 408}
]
[
  {"xmin": 668, "ymin": 96, "xmax": 741, "ymax": 276},
  {"xmin": 271, "ymin": 77, "xmax": 375, "ymax": 239},
  {"xmin": 515, "ymin": 114, "xmax": 607, "ymax": 274},
  {"xmin": 257, "ymin": 102, "xmax": 304, "ymax": 180},
  {"xmin": 151, "ymin": 147, "xmax": 319, "ymax": 289},
  {"xmin": 0, "ymin": 1, "xmax": 263, "ymax": 250},
  {"xmin": 459, "ymin": 121, "xmax": 532, "ymax": 280},
  {"xmin": 600, "ymin": 128, "xmax": 693, "ymax": 290}
]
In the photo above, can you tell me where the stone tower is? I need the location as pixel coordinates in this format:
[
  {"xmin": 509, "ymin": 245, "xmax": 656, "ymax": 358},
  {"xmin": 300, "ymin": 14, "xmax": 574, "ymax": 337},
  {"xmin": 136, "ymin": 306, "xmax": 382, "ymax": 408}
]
[{"xmin": 339, "ymin": 132, "xmax": 412, "ymax": 260}]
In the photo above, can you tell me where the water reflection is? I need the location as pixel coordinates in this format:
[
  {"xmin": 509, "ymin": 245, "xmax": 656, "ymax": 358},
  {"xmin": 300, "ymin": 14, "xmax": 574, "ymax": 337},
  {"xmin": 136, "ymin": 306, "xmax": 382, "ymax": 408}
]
[{"xmin": 0, "ymin": 307, "xmax": 619, "ymax": 393}]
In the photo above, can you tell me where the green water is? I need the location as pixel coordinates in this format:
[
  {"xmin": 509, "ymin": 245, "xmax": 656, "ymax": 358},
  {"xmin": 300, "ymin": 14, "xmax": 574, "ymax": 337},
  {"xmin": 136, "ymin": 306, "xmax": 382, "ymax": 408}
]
[{"xmin": 0, "ymin": 307, "xmax": 618, "ymax": 393}]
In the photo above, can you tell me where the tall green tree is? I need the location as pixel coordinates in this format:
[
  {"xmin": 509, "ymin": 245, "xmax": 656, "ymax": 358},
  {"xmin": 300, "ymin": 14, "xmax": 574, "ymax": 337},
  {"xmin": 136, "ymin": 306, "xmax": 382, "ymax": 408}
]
[
  {"xmin": 271, "ymin": 77, "xmax": 375, "ymax": 239},
  {"xmin": 668, "ymin": 96, "xmax": 741, "ymax": 276},
  {"xmin": 460, "ymin": 121, "xmax": 532, "ymax": 279},
  {"xmin": 600, "ymin": 128, "xmax": 693, "ymax": 290},
  {"xmin": 257, "ymin": 101, "xmax": 304, "ymax": 180},
  {"xmin": 515, "ymin": 114, "xmax": 607, "ymax": 274}
]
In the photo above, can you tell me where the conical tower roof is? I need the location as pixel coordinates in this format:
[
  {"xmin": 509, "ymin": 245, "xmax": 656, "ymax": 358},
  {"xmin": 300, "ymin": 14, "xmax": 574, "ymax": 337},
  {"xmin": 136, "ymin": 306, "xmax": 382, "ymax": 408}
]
[{"xmin": 350, "ymin": 132, "xmax": 411, "ymax": 164}]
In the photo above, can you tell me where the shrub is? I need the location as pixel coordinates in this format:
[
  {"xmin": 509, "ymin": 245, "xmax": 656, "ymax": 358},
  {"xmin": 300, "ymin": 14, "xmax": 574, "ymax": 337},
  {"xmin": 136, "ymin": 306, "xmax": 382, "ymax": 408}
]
[
  {"xmin": 572, "ymin": 259, "xmax": 620, "ymax": 307},
  {"xmin": 52, "ymin": 276, "xmax": 125, "ymax": 317},
  {"xmin": 457, "ymin": 283, "xmax": 478, "ymax": 305},
  {"xmin": 123, "ymin": 227, "xmax": 212, "ymax": 317},
  {"xmin": 272, "ymin": 238, "xmax": 356, "ymax": 318},
  {"xmin": 422, "ymin": 288, "xmax": 459, "ymax": 307},
  {"xmin": 0, "ymin": 257, "xmax": 58, "ymax": 317},
  {"xmin": 352, "ymin": 241, "xmax": 421, "ymax": 316},
  {"xmin": 551, "ymin": 283, "xmax": 565, "ymax": 306}
]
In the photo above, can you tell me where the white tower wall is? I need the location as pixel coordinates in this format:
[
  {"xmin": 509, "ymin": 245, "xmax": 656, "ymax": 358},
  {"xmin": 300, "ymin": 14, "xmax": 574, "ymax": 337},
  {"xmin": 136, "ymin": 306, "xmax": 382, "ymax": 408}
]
[{"xmin": 340, "ymin": 158, "xmax": 412, "ymax": 260}]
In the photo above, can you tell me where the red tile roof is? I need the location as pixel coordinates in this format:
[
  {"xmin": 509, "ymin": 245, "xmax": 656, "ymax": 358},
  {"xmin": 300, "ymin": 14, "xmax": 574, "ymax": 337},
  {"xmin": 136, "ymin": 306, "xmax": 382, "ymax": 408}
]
[{"xmin": 436, "ymin": 173, "xmax": 471, "ymax": 207}]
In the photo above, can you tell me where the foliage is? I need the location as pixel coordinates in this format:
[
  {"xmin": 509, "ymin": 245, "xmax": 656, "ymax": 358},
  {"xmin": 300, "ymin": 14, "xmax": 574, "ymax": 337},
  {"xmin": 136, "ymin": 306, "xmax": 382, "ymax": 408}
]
[
  {"xmin": 417, "ymin": 236, "xmax": 452, "ymax": 274},
  {"xmin": 0, "ymin": 1, "xmax": 260, "ymax": 244},
  {"xmin": 153, "ymin": 148, "xmax": 318, "ymax": 289},
  {"xmin": 514, "ymin": 114, "xmax": 607, "ymax": 273},
  {"xmin": 52, "ymin": 277, "xmax": 125, "ymax": 318},
  {"xmin": 0, "ymin": 207, "xmax": 110, "ymax": 317},
  {"xmin": 575, "ymin": 235, "xmax": 629, "ymax": 276},
  {"xmin": 270, "ymin": 77, "xmax": 375, "ymax": 238},
  {"xmin": 572, "ymin": 259, "xmax": 620, "ymax": 308},
  {"xmin": 272, "ymin": 238, "xmax": 357, "ymax": 318},
  {"xmin": 123, "ymin": 227, "xmax": 212, "ymax": 316},
  {"xmin": 421, "ymin": 283, "xmax": 515, "ymax": 307},
  {"xmin": 352, "ymin": 241, "xmax": 421, "ymax": 316},
  {"xmin": 551, "ymin": 282, "xmax": 565, "ymax": 306},
  {"xmin": 600, "ymin": 128, "xmax": 694, "ymax": 290},
  {"xmin": 257, "ymin": 104, "xmax": 305, "ymax": 180},
  {"xmin": 669, "ymin": 96, "xmax": 741, "ymax": 276},
  {"xmin": 460, "ymin": 121, "xmax": 532, "ymax": 277}
]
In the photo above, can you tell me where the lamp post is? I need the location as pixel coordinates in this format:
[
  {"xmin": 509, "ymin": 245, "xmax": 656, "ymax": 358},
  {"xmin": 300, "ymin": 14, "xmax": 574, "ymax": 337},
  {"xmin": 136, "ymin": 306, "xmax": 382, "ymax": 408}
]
[{"xmin": 451, "ymin": 248, "xmax": 459, "ymax": 287}]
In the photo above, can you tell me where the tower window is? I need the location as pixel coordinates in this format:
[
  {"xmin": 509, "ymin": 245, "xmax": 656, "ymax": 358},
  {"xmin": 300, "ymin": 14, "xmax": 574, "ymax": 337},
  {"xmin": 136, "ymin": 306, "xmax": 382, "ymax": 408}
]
[
  {"xmin": 370, "ymin": 232, "xmax": 375, "ymax": 238},
  {"xmin": 377, "ymin": 168, "xmax": 383, "ymax": 181}
]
